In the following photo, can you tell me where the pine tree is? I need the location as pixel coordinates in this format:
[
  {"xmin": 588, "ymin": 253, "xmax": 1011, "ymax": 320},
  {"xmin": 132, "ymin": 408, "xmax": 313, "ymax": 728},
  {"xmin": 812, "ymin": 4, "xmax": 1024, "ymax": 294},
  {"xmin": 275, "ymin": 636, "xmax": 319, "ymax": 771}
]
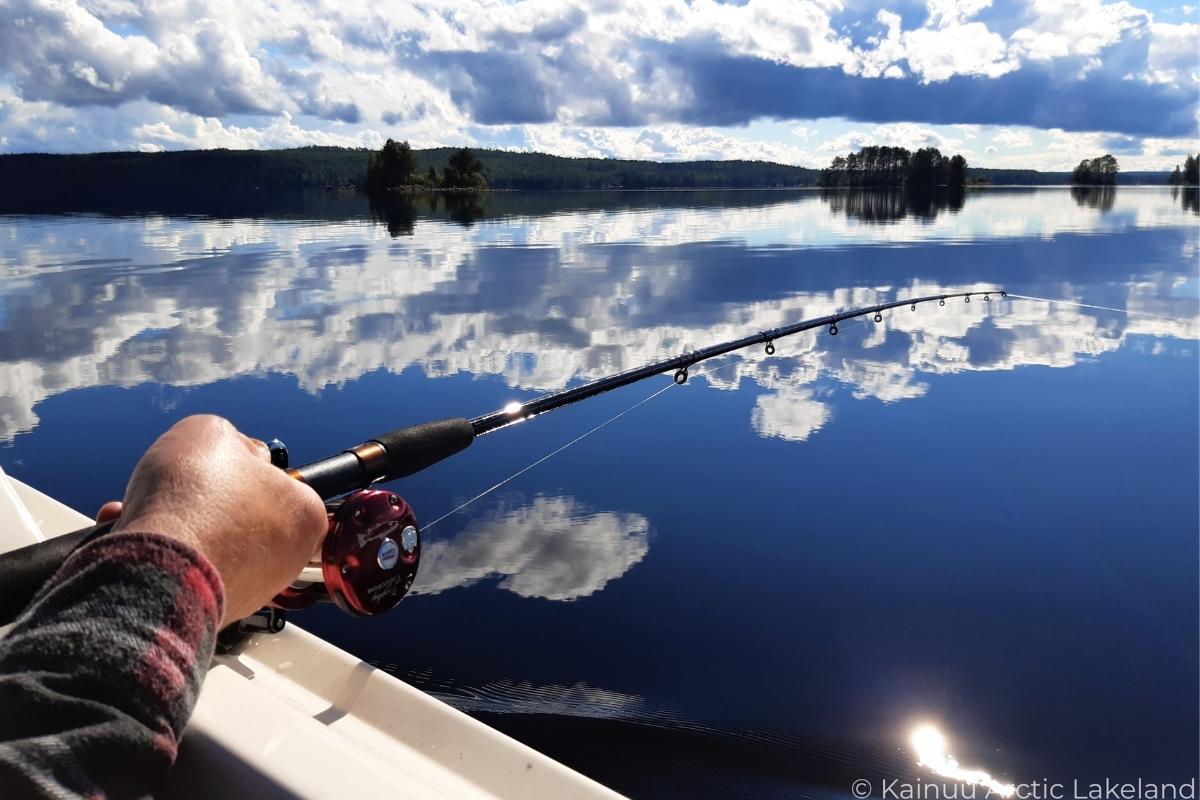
[
  {"xmin": 365, "ymin": 139, "xmax": 417, "ymax": 192},
  {"xmin": 1184, "ymin": 154, "xmax": 1199, "ymax": 185},
  {"xmin": 442, "ymin": 148, "xmax": 487, "ymax": 190}
]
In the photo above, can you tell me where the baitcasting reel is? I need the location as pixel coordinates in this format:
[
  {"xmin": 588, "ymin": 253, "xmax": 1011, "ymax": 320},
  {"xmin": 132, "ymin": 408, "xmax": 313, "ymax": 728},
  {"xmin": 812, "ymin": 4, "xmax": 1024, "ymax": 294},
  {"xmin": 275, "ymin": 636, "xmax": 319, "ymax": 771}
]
[
  {"xmin": 271, "ymin": 489, "xmax": 421, "ymax": 616},
  {"xmin": 268, "ymin": 442, "xmax": 421, "ymax": 617}
]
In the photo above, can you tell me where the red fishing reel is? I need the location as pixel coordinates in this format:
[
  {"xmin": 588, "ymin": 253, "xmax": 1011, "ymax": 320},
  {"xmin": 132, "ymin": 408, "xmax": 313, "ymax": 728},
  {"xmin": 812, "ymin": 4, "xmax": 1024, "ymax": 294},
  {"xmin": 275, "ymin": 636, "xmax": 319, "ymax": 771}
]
[{"xmin": 272, "ymin": 489, "xmax": 421, "ymax": 616}]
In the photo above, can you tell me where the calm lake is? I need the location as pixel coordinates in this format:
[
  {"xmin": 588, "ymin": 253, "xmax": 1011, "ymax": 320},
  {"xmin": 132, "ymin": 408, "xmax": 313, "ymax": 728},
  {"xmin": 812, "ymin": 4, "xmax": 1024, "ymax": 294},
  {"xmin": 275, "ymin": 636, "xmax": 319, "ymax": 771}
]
[{"xmin": 1, "ymin": 187, "xmax": 1197, "ymax": 798}]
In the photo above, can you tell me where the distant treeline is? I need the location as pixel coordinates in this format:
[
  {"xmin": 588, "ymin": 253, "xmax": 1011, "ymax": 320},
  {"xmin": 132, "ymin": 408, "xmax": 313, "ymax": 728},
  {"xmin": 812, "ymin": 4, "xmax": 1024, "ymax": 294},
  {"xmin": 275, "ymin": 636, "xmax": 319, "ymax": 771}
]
[
  {"xmin": 967, "ymin": 167, "xmax": 1165, "ymax": 185},
  {"xmin": 0, "ymin": 147, "xmax": 816, "ymax": 211},
  {"xmin": 425, "ymin": 150, "xmax": 817, "ymax": 189},
  {"xmin": 0, "ymin": 147, "xmax": 367, "ymax": 212},
  {"xmin": 817, "ymin": 146, "xmax": 967, "ymax": 191},
  {"xmin": 0, "ymin": 146, "xmax": 1181, "ymax": 213}
]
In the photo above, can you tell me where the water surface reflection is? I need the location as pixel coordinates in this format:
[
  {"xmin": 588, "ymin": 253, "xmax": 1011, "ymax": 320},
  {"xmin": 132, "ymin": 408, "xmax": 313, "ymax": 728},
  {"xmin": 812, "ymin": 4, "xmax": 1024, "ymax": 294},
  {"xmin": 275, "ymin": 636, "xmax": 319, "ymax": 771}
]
[
  {"xmin": 0, "ymin": 188, "xmax": 1196, "ymax": 797},
  {"xmin": 414, "ymin": 494, "xmax": 649, "ymax": 601},
  {"xmin": 821, "ymin": 187, "xmax": 965, "ymax": 222},
  {"xmin": 1071, "ymin": 186, "xmax": 1117, "ymax": 212},
  {"xmin": 0, "ymin": 190, "xmax": 1194, "ymax": 445}
]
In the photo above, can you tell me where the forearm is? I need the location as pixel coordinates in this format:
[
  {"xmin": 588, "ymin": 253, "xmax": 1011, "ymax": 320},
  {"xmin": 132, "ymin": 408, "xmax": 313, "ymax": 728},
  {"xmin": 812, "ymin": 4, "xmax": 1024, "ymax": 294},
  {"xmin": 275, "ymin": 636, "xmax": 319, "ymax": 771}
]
[{"xmin": 0, "ymin": 531, "xmax": 224, "ymax": 799}]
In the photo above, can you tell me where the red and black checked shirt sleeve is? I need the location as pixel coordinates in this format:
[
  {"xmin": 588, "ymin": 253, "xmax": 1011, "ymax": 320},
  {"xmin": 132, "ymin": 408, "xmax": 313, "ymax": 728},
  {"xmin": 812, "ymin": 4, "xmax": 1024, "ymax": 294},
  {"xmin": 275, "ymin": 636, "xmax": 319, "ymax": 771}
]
[{"xmin": 0, "ymin": 531, "xmax": 224, "ymax": 799}]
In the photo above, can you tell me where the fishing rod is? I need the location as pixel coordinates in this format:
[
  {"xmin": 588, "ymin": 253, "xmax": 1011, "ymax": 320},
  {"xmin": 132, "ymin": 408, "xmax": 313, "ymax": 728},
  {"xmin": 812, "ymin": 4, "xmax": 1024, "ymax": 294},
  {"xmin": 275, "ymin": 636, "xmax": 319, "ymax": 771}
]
[{"xmin": 0, "ymin": 289, "xmax": 1003, "ymax": 625}]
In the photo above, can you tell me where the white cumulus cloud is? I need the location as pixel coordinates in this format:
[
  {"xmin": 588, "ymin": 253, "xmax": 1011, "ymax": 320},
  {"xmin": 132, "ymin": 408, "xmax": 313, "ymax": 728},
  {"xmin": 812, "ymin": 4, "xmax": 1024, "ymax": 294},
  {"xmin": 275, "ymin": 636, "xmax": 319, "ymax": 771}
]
[
  {"xmin": 0, "ymin": 0, "xmax": 1194, "ymax": 156},
  {"xmin": 992, "ymin": 128, "xmax": 1034, "ymax": 148}
]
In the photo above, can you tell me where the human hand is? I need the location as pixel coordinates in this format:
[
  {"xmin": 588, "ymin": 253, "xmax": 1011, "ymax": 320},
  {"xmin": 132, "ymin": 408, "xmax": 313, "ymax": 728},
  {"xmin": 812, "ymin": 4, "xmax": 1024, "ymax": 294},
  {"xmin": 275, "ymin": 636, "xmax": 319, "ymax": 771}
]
[{"xmin": 107, "ymin": 415, "xmax": 327, "ymax": 625}]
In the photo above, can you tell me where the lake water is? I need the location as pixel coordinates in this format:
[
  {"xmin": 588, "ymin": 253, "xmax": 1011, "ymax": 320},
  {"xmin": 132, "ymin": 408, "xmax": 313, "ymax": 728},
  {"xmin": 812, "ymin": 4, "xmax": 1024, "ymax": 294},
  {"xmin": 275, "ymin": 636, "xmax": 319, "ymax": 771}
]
[{"xmin": 1, "ymin": 187, "xmax": 1197, "ymax": 798}]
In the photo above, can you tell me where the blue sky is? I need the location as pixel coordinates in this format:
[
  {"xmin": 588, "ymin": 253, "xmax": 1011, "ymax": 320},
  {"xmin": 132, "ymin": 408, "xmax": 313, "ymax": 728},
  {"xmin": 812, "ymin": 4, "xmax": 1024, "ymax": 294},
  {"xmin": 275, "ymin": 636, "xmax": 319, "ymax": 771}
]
[{"xmin": 0, "ymin": 0, "xmax": 1196, "ymax": 169}]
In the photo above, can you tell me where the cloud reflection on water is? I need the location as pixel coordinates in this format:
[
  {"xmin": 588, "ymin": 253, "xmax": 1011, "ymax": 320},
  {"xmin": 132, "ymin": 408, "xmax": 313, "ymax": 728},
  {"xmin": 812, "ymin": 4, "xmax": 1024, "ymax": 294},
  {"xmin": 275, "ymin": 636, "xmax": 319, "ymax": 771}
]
[
  {"xmin": 413, "ymin": 494, "xmax": 650, "ymax": 601},
  {"xmin": 0, "ymin": 189, "xmax": 1196, "ymax": 446}
]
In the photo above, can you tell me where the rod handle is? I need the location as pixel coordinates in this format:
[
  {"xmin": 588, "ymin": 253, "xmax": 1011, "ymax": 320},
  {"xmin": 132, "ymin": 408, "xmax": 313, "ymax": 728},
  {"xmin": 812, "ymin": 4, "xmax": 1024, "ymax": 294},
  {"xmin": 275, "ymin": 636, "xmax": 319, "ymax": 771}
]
[
  {"xmin": 373, "ymin": 417, "xmax": 475, "ymax": 481},
  {"xmin": 0, "ymin": 521, "xmax": 114, "ymax": 626},
  {"xmin": 287, "ymin": 417, "xmax": 476, "ymax": 498}
]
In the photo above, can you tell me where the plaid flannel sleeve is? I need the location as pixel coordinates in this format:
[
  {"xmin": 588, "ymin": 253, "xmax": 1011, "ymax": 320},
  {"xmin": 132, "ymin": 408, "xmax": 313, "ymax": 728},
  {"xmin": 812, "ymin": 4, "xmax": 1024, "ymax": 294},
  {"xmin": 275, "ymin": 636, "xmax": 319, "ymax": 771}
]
[{"xmin": 0, "ymin": 531, "xmax": 224, "ymax": 800}]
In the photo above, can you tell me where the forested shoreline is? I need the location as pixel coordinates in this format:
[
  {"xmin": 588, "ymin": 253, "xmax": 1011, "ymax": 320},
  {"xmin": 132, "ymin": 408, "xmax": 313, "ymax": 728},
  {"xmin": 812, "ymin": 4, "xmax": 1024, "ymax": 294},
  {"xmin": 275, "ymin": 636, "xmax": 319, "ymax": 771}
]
[{"xmin": 0, "ymin": 146, "xmax": 1178, "ymax": 213}]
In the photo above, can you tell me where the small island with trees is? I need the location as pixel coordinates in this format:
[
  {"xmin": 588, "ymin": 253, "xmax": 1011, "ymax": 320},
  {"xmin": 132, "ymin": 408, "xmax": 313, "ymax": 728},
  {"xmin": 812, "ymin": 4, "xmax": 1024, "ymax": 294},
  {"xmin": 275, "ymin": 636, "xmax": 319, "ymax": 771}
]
[
  {"xmin": 816, "ymin": 146, "xmax": 968, "ymax": 191},
  {"xmin": 365, "ymin": 139, "xmax": 487, "ymax": 193},
  {"xmin": 1070, "ymin": 154, "xmax": 1119, "ymax": 185}
]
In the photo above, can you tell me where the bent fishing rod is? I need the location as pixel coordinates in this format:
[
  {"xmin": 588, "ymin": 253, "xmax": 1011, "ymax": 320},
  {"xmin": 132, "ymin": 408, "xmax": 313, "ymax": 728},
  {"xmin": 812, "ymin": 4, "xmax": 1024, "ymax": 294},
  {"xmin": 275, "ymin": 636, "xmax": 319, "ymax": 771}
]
[{"xmin": 0, "ymin": 289, "xmax": 1003, "ymax": 625}]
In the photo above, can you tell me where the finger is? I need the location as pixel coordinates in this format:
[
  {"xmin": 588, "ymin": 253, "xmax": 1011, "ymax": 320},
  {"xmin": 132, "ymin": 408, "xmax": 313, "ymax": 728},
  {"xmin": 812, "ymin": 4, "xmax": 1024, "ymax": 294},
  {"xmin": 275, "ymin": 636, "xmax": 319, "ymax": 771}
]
[
  {"xmin": 269, "ymin": 471, "xmax": 328, "ymax": 544},
  {"xmin": 95, "ymin": 501, "xmax": 123, "ymax": 524}
]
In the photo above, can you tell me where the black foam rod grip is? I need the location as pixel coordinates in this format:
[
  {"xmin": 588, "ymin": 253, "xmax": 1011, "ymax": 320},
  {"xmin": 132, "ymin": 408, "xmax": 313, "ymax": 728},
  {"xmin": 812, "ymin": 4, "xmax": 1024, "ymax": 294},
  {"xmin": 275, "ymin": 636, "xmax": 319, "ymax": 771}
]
[
  {"xmin": 0, "ymin": 520, "xmax": 114, "ymax": 626},
  {"xmin": 372, "ymin": 417, "xmax": 475, "ymax": 481}
]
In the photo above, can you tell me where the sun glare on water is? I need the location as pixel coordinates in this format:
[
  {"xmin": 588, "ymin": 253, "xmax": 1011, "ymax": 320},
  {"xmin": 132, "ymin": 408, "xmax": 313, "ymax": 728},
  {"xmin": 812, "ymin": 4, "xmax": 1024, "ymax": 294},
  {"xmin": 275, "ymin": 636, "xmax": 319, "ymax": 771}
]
[{"xmin": 910, "ymin": 724, "xmax": 1016, "ymax": 798}]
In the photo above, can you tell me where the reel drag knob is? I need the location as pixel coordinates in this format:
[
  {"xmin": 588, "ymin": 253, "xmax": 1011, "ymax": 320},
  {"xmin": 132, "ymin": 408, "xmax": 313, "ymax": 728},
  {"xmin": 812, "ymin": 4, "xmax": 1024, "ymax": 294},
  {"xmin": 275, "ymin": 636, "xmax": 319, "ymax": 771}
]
[{"xmin": 321, "ymin": 489, "xmax": 421, "ymax": 616}]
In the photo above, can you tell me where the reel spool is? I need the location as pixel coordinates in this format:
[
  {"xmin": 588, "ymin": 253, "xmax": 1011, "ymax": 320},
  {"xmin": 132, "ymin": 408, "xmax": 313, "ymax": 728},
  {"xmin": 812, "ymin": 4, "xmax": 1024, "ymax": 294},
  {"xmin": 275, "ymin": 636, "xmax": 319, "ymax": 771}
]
[{"xmin": 272, "ymin": 489, "xmax": 420, "ymax": 616}]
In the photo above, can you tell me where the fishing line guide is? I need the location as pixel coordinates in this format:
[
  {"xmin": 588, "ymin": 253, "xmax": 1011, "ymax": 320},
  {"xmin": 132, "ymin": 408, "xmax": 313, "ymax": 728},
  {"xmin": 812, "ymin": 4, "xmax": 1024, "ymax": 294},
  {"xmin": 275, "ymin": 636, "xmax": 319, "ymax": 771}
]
[{"xmin": 0, "ymin": 289, "xmax": 1004, "ymax": 627}]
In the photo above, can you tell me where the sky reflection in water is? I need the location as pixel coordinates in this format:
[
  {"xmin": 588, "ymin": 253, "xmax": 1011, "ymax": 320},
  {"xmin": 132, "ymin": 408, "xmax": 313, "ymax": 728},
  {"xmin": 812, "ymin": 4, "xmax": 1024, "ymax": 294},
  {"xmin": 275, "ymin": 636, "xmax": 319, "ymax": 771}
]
[{"xmin": 0, "ymin": 188, "xmax": 1196, "ymax": 798}]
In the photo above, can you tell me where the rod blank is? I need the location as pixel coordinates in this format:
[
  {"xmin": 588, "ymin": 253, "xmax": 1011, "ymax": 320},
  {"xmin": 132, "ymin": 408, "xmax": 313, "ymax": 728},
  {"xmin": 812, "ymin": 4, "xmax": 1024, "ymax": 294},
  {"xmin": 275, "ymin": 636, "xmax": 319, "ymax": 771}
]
[{"xmin": 470, "ymin": 290, "xmax": 1003, "ymax": 436}]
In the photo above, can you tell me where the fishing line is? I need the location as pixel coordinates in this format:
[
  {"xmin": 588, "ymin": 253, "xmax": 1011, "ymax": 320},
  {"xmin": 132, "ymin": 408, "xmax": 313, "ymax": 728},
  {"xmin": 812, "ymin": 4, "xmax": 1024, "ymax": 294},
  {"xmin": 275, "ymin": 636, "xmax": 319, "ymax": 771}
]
[
  {"xmin": 422, "ymin": 358, "xmax": 744, "ymax": 531},
  {"xmin": 424, "ymin": 379, "xmax": 676, "ymax": 527},
  {"xmin": 1004, "ymin": 293, "xmax": 1194, "ymax": 322}
]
